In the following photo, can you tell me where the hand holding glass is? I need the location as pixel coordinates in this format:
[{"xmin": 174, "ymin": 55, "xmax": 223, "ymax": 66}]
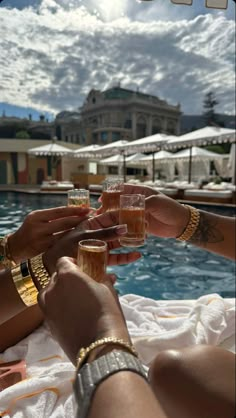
[
  {"xmin": 77, "ymin": 240, "xmax": 107, "ymax": 282},
  {"xmin": 102, "ymin": 178, "xmax": 124, "ymax": 212},
  {"xmin": 119, "ymin": 194, "xmax": 146, "ymax": 247},
  {"xmin": 68, "ymin": 189, "xmax": 90, "ymax": 208}
]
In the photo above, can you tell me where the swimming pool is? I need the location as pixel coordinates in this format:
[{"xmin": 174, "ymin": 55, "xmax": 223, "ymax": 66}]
[{"xmin": 0, "ymin": 191, "xmax": 235, "ymax": 300}]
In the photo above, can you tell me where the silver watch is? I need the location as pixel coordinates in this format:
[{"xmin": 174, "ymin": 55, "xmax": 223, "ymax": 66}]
[{"xmin": 74, "ymin": 350, "xmax": 148, "ymax": 418}]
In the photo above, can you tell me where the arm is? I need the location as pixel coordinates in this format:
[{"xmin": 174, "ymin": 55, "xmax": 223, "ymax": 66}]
[
  {"xmin": 188, "ymin": 210, "xmax": 235, "ymax": 260},
  {"xmin": 110, "ymin": 184, "xmax": 235, "ymax": 260},
  {"xmin": 88, "ymin": 370, "xmax": 167, "ymax": 418},
  {"xmin": 0, "ymin": 223, "xmax": 138, "ymax": 351},
  {"xmin": 38, "ymin": 257, "xmax": 167, "ymax": 418}
]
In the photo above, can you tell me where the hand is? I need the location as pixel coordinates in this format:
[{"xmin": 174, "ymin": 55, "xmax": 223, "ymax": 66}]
[
  {"xmin": 43, "ymin": 222, "xmax": 141, "ymax": 276},
  {"xmin": 8, "ymin": 206, "xmax": 90, "ymax": 263},
  {"xmin": 97, "ymin": 184, "xmax": 189, "ymax": 239},
  {"xmin": 38, "ymin": 257, "xmax": 130, "ymax": 365}
]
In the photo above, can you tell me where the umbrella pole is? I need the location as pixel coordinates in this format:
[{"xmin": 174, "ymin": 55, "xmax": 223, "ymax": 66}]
[
  {"xmin": 152, "ymin": 152, "xmax": 155, "ymax": 183},
  {"xmin": 188, "ymin": 147, "xmax": 193, "ymax": 184},
  {"xmin": 123, "ymin": 153, "xmax": 126, "ymax": 183}
]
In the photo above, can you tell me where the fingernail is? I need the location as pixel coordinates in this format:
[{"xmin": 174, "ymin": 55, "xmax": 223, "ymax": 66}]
[{"xmin": 116, "ymin": 225, "xmax": 127, "ymax": 235}]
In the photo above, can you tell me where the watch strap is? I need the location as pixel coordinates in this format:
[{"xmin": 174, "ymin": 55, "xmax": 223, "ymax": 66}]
[{"xmin": 74, "ymin": 350, "xmax": 147, "ymax": 418}]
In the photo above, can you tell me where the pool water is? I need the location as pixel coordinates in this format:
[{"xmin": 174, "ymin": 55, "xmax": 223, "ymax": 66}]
[{"xmin": 0, "ymin": 191, "xmax": 235, "ymax": 300}]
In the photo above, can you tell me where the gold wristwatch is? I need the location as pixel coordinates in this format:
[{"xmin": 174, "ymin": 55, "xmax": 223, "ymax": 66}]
[{"xmin": 0, "ymin": 235, "xmax": 15, "ymax": 269}]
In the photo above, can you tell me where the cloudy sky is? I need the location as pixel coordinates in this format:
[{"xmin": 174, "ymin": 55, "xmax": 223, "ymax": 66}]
[{"xmin": 0, "ymin": 0, "xmax": 235, "ymax": 119}]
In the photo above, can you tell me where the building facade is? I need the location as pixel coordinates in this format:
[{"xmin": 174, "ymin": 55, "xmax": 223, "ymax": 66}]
[
  {"xmin": 0, "ymin": 139, "xmax": 78, "ymax": 185},
  {"xmin": 56, "ymin": 86, "xmax": 181, "ymax": 145}
]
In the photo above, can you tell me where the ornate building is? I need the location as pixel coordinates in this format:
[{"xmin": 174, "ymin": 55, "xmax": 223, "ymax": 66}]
[{"xmin": 55, "ymin": 86, "xmax": 181, "ymax": 144}]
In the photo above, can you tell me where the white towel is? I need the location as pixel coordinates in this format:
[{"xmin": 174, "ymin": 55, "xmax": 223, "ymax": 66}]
[
  {"xmin": 0, "ymin": 294, "xmax": 235, "ymax": 417},
  {"xmin": 120, "ymin": 293, "xmax": 235, "ymax": 364}
]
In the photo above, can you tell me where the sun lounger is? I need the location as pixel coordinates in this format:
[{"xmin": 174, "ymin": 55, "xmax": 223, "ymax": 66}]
[{"xmin": 184, "ymin": 189, "xmax": 232, "ymax": 204}]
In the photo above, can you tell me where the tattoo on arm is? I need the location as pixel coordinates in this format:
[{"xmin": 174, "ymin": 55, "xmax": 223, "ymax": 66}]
[{"xmin": 189, "ymin": 212, "xmax": 224, "ymax": 246}]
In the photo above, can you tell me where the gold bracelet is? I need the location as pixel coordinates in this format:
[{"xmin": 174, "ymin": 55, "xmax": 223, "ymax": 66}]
[
  {"xmin": 11, "ymin": 263, "xmax": 38, "ymax": 307},
  {"xmin": 177, "ymin": 205, "xmax": 200, "ymax": 241},
  {"xmin": 0, "ymin": 235, "xmax": 16, "ymax": 269},
  {"xmin": 29, "ymin": 254, "xmax": 50, "ymax": 289},
  {"xmin": 77, "ymin": 337, "xmax": 138, "ymax": 370}
]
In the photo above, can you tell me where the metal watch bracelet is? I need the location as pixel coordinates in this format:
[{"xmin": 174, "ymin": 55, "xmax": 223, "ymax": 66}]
[{"xmin": 74, "ymin": 350, "xmax": 148, "ymax": 418}]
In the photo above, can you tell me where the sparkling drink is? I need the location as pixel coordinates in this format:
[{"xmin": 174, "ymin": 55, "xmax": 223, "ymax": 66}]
[
  {"xmin": 101, "ymin": 178, "xmax": 124, "ymax": 212},
  {"xmin": 68, "ymin": 189, "xmax": 90, "ymax": 208},
  {"xmin": 77, "ymin": 239, "xmax": 107, "ymax": 282},
  {"xmin": 119, "ymin": 194, "xmax": 146, "ymax": 247}
]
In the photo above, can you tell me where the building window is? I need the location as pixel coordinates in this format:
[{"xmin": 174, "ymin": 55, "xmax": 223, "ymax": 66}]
[
  {"xmin": 93, "ymin": 133, "xmax": 98, "ymax": 143},
  {"xmin": 65, "ymin": 135, "xmax": 68, "ymax": 142},
  {"xmin": 124, "ymin": 112, "xmax": 132, "ymax": 129},
  {"xmin": 112, "ymin": 132, "xmax": 120, "ymax": 141},
  {"xmin": 70, "ymin": 134, "xmax": 74, "ymax": 142},
  {"xmin": 136, "ymin": 116, "xmax": 147, "ymax": 139},
  {"xmin": 101, "ymin": 131, "xmax": 108, "ymax": 142},
  {"xmin": 92, "ymin": 97, "xmax": 96, "ymax": 104},
  {"xmin": 167, "ymin": 121, "xmax": 176, "ymax": 135},
  {"xmin": 152, "ymin": 118, "xmax": 162, "ymax": 135}
]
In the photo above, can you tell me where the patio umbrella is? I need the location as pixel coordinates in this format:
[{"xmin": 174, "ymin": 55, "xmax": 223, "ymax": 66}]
[
  {"xmin": 122, "ymin": 134, "xmax": 173, "ymax": 182},
  {"xmin": 166, "ymin": 127, "xmax": 235, "ymax": 183},
  {"xmin": 166, "ymin": 127, "xmax": 236, "ymax": 150},
  {"xmin": 73, "ymin": 144, "xmax": 102, "ymax": 158},
  {"xmin": 228, "ymin": 143, "xmax": 236, "ymax": 185},
  {"xmin": 170, "ymin": 146, "xmax": 224, "ymax": 183},
  {"xmin": 28, "ymin": 142, "xmax": 71, "ymax": 180},
  {"xmin": 138, "ymin": 150, "xmax": 174, "ymax": 181},
  {"xmin": 91, "ymin": 140, "xmax": 130, "ymax": 182}
]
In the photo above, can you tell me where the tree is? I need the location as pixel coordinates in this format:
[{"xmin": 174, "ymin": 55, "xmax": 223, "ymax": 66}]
[
  {"xmin": 203, "ymin": 92, "xmax": 219, "ymax": 125},
  {"xmin": 15, "ymin": 130, "xmax": 30, "ymax": 139}
]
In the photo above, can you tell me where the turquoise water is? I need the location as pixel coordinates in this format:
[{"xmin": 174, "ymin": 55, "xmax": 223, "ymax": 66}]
[{"xmin": 0, "ymin": 191, "xmax": 235, "ymax": 300}]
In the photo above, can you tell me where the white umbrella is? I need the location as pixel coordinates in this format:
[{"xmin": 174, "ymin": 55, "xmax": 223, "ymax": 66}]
[
  {"xmin": 92, "ymin": 140, "xmax": 129, "ymax": 156},
  {"xmin": 228, "ymin": 143, "xmax": 236, "ymax": 185},
  {"xmin": 122, "ymin": 134, "xmax": 174, "ymax": 182},
  {"xmin": 100, "ymin": 153, "xmax": 146, "ymax": 177},
  {"xmin": 140, "ymin": 150, "xmax": 173, "ymax": 162},
  {"xmin": 171, "ymin": 147, "xmax": 223, "ymax": 160},
  {"xmin": 138, "ymin": 150, "xmax": 174, "ymax": 181},
  {"xmin": 91, "ymin": 140, "xmax": 130, "ymax": 181},
  {"xmin": 73, "ymin": 144, "xmax": 101, "ymax": 158},
  {"xmin": 167, "ymin": 126, "xmax": 236, "ymax": 150},
  {"xmin": 166, "ymin": 127, "xmax": 235, "ymax": 183},
  {"xmin": 28, "ymin": 142, "xmax": 71, "ymax": 156},
  {"xmin": 122, "ymin": 133, "xmax": 171, "ymax": 154},
  {"xmin": 171, "ymin": 146, "xmax": 224, "ymax": 183},
  {"xmin": 100, "ymin": 153, "xmax": 145, "ymax": 165},
  {"xmin": 28, "ymin": 142, "xmax": 72, "ymax": 180}
]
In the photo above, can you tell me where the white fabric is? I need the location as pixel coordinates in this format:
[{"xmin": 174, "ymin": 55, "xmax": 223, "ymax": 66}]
[
  {"xmin": 0, "ymin": 294, "xmax": 235, "ymax": 417},
  {"xmin": 176, "ymin": 159, "xmax": 210, "ymax": 182},
  {"xmin": 28, "ymin": 143, "xmax": 71, "ymax": 156},
  {"xmin": 167, "ymin": 127, "xmax": 235, "ymax": 149}
]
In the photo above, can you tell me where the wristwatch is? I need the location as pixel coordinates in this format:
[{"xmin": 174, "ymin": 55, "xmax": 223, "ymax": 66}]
[
  {"xmin": 0, "ymin": 235, "xmax": 14, "ymax": 269},
  {"xmin": 74, "ymin": 350, "xmax": 148, "ymax": 418}
]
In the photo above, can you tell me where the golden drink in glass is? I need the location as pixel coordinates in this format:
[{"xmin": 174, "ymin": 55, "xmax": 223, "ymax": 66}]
[
  {"xmin": 77, "ymin": 239, "xmax": 107, "ymax": 282},
  {"xmin": 68, "ymin": 189, "xmax": 90, "ymax": 208},
  {"xmin": 102, "ymin": 178, "xmax": 124, "ymax": 212},
  {"xmin": 119, "ymin": 194, "xmax": 146, "ymax": 247}
]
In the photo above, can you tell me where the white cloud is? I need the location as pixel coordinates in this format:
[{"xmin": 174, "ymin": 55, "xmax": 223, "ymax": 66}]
[{"xmin": 0, "ymin": 0, "xmax": 235, "ymax": 115}]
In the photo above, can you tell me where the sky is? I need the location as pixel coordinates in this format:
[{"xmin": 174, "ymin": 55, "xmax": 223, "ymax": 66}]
[{"xmin": 0, "ymin": 0, "xmax": 235, "ymax": 120}]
